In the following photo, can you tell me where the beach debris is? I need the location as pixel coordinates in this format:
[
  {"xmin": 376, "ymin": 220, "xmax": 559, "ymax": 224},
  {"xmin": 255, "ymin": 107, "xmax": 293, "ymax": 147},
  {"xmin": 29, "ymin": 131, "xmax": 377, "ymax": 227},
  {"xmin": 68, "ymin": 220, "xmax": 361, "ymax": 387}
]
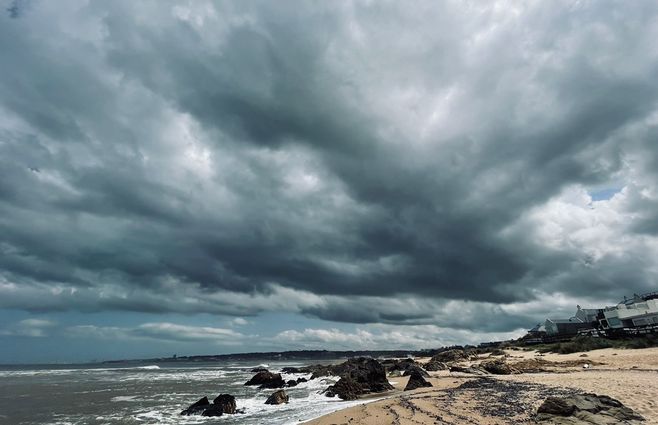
[
  {"xmin": 536, "ymin": 393, "xmax": 644, "ymax": 424},
  {"xmin": 265, "ymin": 389, "xmax": 289, "ymax": 405},
  {"xmin": 180, "ymin": 394, "xmax": 237, "ymax": 416},
  {"xmin": 480, "ymin": 359, "xmax": 517, "ymax": 375},
  {"xmin": 244, "ymin": 371, "xmax": 285, "ymax": 388},
  {"xmin": 403, "ymin": 369, "xmax": 432, "ymax": 391}
]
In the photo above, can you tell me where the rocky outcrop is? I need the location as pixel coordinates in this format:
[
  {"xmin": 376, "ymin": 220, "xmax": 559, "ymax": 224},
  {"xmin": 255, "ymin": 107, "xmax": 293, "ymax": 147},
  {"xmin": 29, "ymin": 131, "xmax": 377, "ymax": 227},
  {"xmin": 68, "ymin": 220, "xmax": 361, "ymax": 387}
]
[
  {"xmin": 481, "ymin": 359, "xmax": 516, "ymax": 375},
  {"xmin": 296, "ymin": 377, "xmax": 308, "ymax": 384},
  {"xmin": 324, "ymin": 377, "xmax": 363, "ymax": 400},
  {"xmin": 449, "ymin": 365, "xmax": 488, "ymax": 375},
  {"xmin": 403, "ymin": 369, "xmax": 432, "ymax": 391},
  {"xmin": 265, "ymin": 389, "xmax": 289, "ymax": 405},
  {"xmin": 423, "ymin": 360, "xmax": 448, "ymax": 371},
  {"xmin": 286, "ymin": 379, "xmax": 298, "ymax": 387},
  {"xmin": 244, "ymin": 371, "xmax": 285, "ymax": 388},
  {"xmin": 430, "ymin": 349, "xmax": 470, "ymax": 363},
  {"xmin": 536, "ymin": 393, "xmax": 644, "ymax": 424},
  {"xmin": 180, "ymin": 394, "xmax": 237, "ymax": 416},
  {"xmin": 323, "ymin": 358, "xmax": 394, "ymax": 400},
  {"xmin": 281, "ymin": 367, "xmax": 301, "ymax": 373},
  {"xmin": 402, "ymin": 365, "xmax": 430, "ymax": 378},
  {"xmin": 386, "ymin": 359, "xmax": 429, "ymax": 377}
]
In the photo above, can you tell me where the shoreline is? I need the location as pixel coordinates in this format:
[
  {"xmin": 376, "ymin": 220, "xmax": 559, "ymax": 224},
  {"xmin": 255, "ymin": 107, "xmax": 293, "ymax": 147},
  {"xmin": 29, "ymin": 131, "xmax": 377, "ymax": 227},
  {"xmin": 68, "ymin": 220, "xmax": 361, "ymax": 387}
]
[{"xmin": 302, "ymin": 347, "xmax": 658, "ymax": 424}]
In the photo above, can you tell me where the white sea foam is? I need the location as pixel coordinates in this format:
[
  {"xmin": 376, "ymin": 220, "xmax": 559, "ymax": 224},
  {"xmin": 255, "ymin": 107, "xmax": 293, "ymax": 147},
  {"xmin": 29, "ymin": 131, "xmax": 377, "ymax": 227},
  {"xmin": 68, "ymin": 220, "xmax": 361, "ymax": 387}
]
[{"xmin": 110, "ymin": 395, "xmax": 139, "ymax": 402}]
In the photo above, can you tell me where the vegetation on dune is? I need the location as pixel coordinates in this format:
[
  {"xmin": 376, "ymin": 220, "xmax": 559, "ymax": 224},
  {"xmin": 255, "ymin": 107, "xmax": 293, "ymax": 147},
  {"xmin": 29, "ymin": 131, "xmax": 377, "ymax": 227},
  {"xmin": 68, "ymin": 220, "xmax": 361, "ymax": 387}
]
[{"xmin": 530, "ymin": 335, "xmax": 658, "ymax": 354}]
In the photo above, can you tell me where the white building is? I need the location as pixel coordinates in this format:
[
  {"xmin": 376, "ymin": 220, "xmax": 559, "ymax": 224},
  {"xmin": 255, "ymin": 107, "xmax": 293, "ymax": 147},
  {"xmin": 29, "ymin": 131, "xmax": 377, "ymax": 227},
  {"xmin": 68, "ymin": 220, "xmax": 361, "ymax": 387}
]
[{"xmin": 600, "ymin": 293, "xmax": 658, "ymax": 329}]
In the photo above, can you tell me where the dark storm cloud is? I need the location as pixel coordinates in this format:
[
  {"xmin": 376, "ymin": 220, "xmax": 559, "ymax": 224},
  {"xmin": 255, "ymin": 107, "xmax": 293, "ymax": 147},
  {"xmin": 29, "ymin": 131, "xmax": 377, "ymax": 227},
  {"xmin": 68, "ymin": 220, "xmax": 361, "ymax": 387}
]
[{"xmin": 1, "ymin": 0, "xmax": 658, "ymax": 332}]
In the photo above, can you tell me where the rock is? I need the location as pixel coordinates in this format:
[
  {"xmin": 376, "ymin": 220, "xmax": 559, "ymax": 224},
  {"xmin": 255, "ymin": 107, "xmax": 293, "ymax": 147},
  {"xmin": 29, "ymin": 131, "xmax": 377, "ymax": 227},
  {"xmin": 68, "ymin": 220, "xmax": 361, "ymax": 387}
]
[
  {"xmin": 430, "ymin": 349, "xmax": 469, "ymax": 363},
  {"xmin": 423, "ymin": 360, "xmax": 447, "ymax": 371},
  {"xmin": 180, "ymin": 394, "xmax": 237, "ymax": 416},
  {"xmin": 488, "ymin": 348, "xmax": 506, "ymax": 356},
  {"xmin": 296, "ymin": 377, "xmax": 308, "ymax": 384},
  {"xmin": 536, "ymin": 393, "xmax": 644, "ymax": 424},
  {"xmin": 286, "ymin": 379, "xmax": 298, "ymax": 387},
  {"xmin": 244, "ymin": 371, "xmax": 285, "ymax": 388},
  {"xmin": 180, "ymin": 396, "xmax": 210, "ymax": 415},
  {"xmin": 579, "ymin": 354, "xmax": 588, "ymax": 358},
  {"xmin": 323, "ymin": 358, "xmax": 393, "ymax": 400},
  {"xmin": 449, "ymin": 365, "xmax": 488, "ymax": 375},
  {"xmin": 211, "ymin": 394, "xmax": 237, "ymax": 415},
  {"xmin": 281, "ymin": 367, "xmax": 301, "ymax": 373},
  {"xmin": 402, "ymin": 365, "xmax": 430, "ymax": 378},
  {"xmin": 404, "ymin": 369, "xmax": 432, "ymax": 391},
  {"xmin": 481, "ymin": 359, "xmax": 516, "ymax": 375},
  {"xmin": 387, "ymin": 359, "xmax": 430, "ymax": 377},
  {"xmin": 538, "ymin": 397, "xmax": 576, "ymax": 416},
  {"xmin": 265, "ymin": 389, "xmax": 289, "ymax": 405},
  {"xmin": 324, "ymin": 377, "xmax": 363, "ymax": 400},
  {"xmin": 251, "ymin": 367, "xmax": 269, "ymax": 373}
]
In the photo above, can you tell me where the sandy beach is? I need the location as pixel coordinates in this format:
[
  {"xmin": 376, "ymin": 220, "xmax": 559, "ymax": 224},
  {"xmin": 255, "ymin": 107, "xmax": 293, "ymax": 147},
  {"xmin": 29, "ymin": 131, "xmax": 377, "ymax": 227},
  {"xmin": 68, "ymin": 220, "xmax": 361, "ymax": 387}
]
[{"xmin": 304, "ymin": 347, "xmax": 658, "ymax": 424}]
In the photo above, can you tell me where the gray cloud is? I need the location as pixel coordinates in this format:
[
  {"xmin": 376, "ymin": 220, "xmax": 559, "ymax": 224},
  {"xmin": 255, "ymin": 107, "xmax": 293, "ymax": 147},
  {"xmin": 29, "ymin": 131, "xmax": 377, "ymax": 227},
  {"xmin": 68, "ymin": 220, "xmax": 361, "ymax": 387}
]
[{"xmin": 1, "ymin": 1, "xmax": 658, "ymax": 334}]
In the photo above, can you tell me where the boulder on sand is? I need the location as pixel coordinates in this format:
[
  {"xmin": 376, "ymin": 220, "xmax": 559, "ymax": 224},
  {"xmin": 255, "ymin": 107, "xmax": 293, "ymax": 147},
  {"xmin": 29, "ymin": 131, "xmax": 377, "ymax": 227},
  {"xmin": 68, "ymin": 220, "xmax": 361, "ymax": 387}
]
[
  {"xmin": 244, "ymin": 371, "xmax": 285, "ymax": 389},
  {"xmin": 265, "ymin": 389, "xmax": 289, "ymax": 405},
  {"xmin": 481, "ymin": 359, "xmax": 516, "ymax": 375},
  {"xmin": 423, "ymin": 360, "xmax": 447, "ymax": 371},
  {"xmin": 536, "ymin": 393, "xmax": 644, "ymax": 424},
  {"xmin": 404, "ymin": 370, "xmax": 433, "ymax": 391}
]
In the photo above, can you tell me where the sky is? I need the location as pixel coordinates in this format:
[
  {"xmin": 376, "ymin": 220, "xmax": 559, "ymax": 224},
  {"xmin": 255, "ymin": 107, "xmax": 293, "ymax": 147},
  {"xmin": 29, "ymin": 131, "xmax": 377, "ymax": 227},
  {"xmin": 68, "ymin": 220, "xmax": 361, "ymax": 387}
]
[{"xmin": 1, "ymin": 0, "xmax": 658, "ymax": 364}]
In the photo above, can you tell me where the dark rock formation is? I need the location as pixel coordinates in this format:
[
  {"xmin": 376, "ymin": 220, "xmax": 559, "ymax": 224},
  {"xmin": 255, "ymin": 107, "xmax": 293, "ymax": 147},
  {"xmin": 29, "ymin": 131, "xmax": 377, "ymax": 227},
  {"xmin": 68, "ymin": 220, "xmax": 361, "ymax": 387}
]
[
  {"xmin": 423, "ymin": 360, "xmax": 447, "ymax": 371},
  {"xmin": 323, "ymin": 358, "xmax": 394, "ymax": 400},
  {"xmin": 402, "ymin": 365, "xmax": 430, "ymax": 378},
  {"xmin": 536, "ymin": 393, "xmax": 644, "ymax": 424},
  {"xmin": 430, "ymin": 349, "xmax": 470, "ymax": 363},
  {"xmin": 286, "ymin": 379, "xmax": 298, "ymax": 387},
  {"xmin": 386, "ymin": 359, "xmax": 429, "ymax": 377},
  {"xmin": 296, "ymin": 377, "xmax": 308, "ymax": 384},
  {"xmin": 481, "ymin": 359, "xmax": 516, "ymax": 375},
  {"xmin": 403, "ymin": 370, "xmax": 432, "ymax": 391},
  {"xmin": 449, "ymin": 365, "xmax": 488, "ymax": 375},
  {"xmin": 324, "ymin": 377, "xmax": 363, "ymax": 401},
  {"xmin": 281, "ymin": 367, "xmax": 301, "ymax": 373},
  {"xmin": 244, "ymin": 371, "xmax": 285, "ymax": 388},
  {"xmin": 180, "ymin": 396, "xmax": 209, "ymax": 415},
  {"xmin": 265, "ymin": 389, "xmax": 289, "ymax": 405},
  {"xmin": 212, "ymin": 394, "xmax": 237, "ymax": 415},
  {"xmin": 180, "ymin": 394, "xmax": 237, "ymax": 416}
]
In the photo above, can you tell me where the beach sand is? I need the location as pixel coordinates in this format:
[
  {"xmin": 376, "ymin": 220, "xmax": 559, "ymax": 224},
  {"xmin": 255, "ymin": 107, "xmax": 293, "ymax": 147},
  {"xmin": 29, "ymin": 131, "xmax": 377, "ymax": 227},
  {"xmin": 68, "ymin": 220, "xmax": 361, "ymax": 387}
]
[{"xmin": 304, "ymin": 347, "xmax": 658, "ymax": 424}]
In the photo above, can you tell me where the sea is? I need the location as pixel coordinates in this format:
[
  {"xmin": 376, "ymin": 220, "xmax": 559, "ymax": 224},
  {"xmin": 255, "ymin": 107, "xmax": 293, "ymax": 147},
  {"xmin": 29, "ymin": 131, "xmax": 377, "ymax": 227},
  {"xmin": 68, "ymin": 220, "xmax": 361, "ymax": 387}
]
[{"xmin": 0, "ymin": 359, "xmax": 382, "ymax": 425}]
